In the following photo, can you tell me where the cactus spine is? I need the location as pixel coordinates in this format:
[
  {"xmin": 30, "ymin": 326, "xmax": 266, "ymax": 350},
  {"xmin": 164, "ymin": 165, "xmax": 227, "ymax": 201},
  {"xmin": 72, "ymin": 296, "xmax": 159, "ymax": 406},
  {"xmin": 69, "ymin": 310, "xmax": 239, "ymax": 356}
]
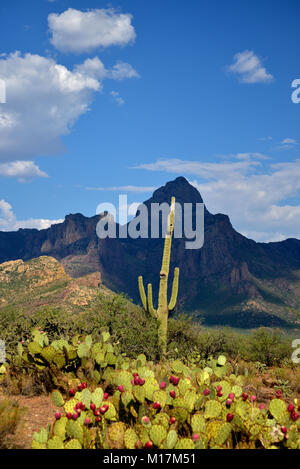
[{"xmin": 138, "ymin": 196, "xmax": 179, "ymax": 358}]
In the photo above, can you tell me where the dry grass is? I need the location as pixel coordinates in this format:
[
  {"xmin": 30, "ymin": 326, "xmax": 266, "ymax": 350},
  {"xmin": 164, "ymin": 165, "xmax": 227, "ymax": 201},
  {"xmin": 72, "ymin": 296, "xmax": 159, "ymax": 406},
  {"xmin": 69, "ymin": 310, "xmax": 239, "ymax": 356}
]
[{"xmin": 0, "ymin": 399, "xmax": 26, "ymax": 449}]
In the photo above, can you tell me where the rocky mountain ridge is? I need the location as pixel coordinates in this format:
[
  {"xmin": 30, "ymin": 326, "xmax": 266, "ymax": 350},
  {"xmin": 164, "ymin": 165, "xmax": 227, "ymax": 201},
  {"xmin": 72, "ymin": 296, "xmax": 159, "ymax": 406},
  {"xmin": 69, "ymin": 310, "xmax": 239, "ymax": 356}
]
[{"xmin": 1, "ymin": 177, "xmax": 300, "ymax": 327}]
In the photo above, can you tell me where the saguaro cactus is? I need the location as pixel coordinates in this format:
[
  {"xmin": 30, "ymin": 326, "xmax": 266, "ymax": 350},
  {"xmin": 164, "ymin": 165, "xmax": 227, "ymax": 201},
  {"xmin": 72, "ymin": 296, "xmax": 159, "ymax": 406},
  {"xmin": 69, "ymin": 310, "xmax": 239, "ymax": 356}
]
[{"xmin": 138, "ymin": 196, "xmax": 179, "ymax": 358}]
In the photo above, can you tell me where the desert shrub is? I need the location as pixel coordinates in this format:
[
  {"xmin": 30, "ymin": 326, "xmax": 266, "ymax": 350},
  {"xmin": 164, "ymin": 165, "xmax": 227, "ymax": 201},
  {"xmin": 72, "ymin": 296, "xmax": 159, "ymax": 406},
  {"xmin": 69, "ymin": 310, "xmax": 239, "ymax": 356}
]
[
  {"xmin": 0, "ymin": 307, "xmax": 75, "ymax": 357},
  {"xmin": 1, "ymin": 293, "xmax": 159, "ymax": 359},
  {"xmin": 0, "ymin": 399, "xmax": 25, "ymax": 449},
  {"xmin": 167, "ymin": 315, "xmax": 203, "ymax": 358},
  {"xmin": 84, "ymin": 293, "xmax": 159, "ymax": 360},
  {"xmin": 247, "ymin": 328, "xmax": 291, "ymax": 366}
]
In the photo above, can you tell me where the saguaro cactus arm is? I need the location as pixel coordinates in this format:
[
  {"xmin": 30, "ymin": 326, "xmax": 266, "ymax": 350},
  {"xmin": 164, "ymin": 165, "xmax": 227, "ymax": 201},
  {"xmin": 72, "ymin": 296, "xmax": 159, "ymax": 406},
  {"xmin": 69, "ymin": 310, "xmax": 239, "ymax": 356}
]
[
  {"xmin": 168, "ymin": 267, "xmax": 179, "ymax": 311},
  {"xmin": 147, "ymin": 283, "xmax": 157, "ymax": 318},
  {"xmin": 138, "ymin": 276, "xmax": 158, "ymax": 318},
  {"xmin": 138, "ymin": 276, "xmax": 147, "ymax": 311}
]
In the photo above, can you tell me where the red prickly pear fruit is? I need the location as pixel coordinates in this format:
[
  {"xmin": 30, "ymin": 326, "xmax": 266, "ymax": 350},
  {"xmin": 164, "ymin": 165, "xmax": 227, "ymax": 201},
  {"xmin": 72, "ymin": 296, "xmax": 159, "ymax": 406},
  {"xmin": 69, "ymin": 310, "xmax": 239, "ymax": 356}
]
[
  {"xmin": 169, "ymin": 417, "xmax": 176, "ymax": 424},
  {"xmin": 96, "ymin": 416, "xmax": 101, "ymax": 423},
  {"xmin": 169, "ymin": 390, "xmax": 176, "ymax": 399},
  {"xmin": 259, "ymin": 403, "xmax": 266, "ymax": 410},
  {"xmin": 77, "ymin": 384, "xmax": 83, "ymax": 391},
  {"xmin": 160, "ymin": 382, "xmax": 167, "ymax": 390},
  {"xmin": 134, "ymin": 376, "xmax": 140, "ymax": 385},
  {"xmin": 291, "ymin": 411, "xmax": 299, "ymax": 422},
  {"xmin": 216, "ymin": 385, "xmax": 222, "ymax": 392},
  {"xmin": 170, "ymin": 375, "xmax": 180, "ymax": 386},
  {"xmin": 142, "ymin": 416, "xmax": 150, "ymax": 424},
  {"xmin": 281, "ymin": 426, "xmax": 287, "ymax": 434},
  {"xmin": 69, "ymin": 388, "xmax": 76, "ymax": 396},
  {"xmin": 82, "ymin": 382, "xmax": 87, "ymax": 389},
  {"xmin": 118, "ymin": 385, "xmax": 125, "ymax": 393},
  {"xmin": 100, "ymin": 404, "xmax": 109, "ymax": 414},
  {"xmin": 133, "ymin": 373, "xmax": 139, "ymax": 377},
  {"xmin": 242, "ymin": 393, "xmax": 248, "ymax": 401},
  {"xmin": 55, "ymin": 412, "xmax": 61, "ymax": 420},
  {"xmin": 72, "ymin": 413, "xmax": 79, "ymax": 420},
  {"xmin": 276, "ymin": 390, "xmax": 283, "ymax": 398},
  {"xmin": 84, "ymin": 418, "xmax": 91, "ymax": 426},
  {"xmin": 103, "ymin": 393, "xmax": 109, "ymax": 400},
  {"xmin": 90, "ymin": 403, "xmax": 96, "ymax": 411},
  {"xmin": 153, "ymin": 402, "xmax": 161, "ymax": 410},
  {"xmin": 288, "ymin": 404, "xmax": 295, "ymax": 412},
  {"xmin": 226, "ymin": 399, "xmax": 233, "ymax": 407},
  {"xmin": 192, "ymin": 434, "xmax": 200, "ymax": 441},
  {"xmin": 66, "ymin": 412, "xmax": 72, "ymax": 420},
  {"xmin": 250, "ymin": 395, "xmax": 257, "ymax": 402},
  {"xmin": 135, "ymin": 440, "xmax": 143, "ymax": 449},
  {"xmin": 144, "ymin": 441, "xmax": 153, "ymax": 449},
  {"xmin": 217, "ymin": 391, "xmax": 223, "ymax": 397},
  {"xmin": 226, "ymin": 413, "xmax": 234, "ymax": 423},
  {"xmin": 139, "ymin": 378, "xmax": 145, "ymax": 386},
  {"xmin": 94, "ymin": 410, "xmax": 100, "ymax": 416},
  {"xmin": 203, "ymin": 388, "xmax": 210, "ymax": 396},
  {"xmin": 131, "ymin": 379, "xmax": 135, "ymax": 385},
  {"xmin": 228, "ymin": 393, "xmax": 235, "ymax": 400}
]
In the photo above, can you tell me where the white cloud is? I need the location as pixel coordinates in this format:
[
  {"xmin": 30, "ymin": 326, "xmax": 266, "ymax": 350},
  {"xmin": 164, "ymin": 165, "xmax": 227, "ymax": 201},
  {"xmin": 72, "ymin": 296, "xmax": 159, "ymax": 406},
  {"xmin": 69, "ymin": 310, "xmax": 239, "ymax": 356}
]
[
  {"xmin": 75, "ymin": 57, "xmax": 139, "ymax": 81},
  {"xmin": 85, "ymin": 185, "xmax": 156, "ymax": 193},
  {"xmin": 281, "ymin": 138, "xmax": 297, "ymax": 145},
  {"xmin": 48, "ymin": 8, "xmax": 136, "ymax": 53},
  {"xmin": 133, "ymin": 158, "xmax": 261, "ymax": 180},
  {"xmin": 0, "ymin": 160, "xmax": 48, "ymax": 182},
  {"xmin": 0, "ymin": 52, "xmax": 138, "ymax": 163},
  {"xmin": 0, "ymin": 200, "xmax": 63, "ymax": 231},
  {"xmin": 228, "ymin": 50, "xmax": 274, "ymax": 83},
  {"xmin": 134, "ymin": 156, "xmax": 300, "ymax": 242},
  {"xmin": 110, "ymin": 91, "xmax": 124, "ymax": 106}
]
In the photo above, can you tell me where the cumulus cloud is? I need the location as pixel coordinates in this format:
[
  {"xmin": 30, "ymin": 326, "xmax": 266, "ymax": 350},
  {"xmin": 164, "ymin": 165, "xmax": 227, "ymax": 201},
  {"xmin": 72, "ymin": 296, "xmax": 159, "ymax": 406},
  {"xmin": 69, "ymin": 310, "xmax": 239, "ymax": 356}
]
[
  {"xmin": 0, "ymin": 52, "xmax": 138, "ymax": 163},
  {"xmin": 48, "ymin": 8, "xmax": 136, "ymax": 53},
  {"xmin": 134, "ymin": 156, "xmax": 300, "ymax": 242},
  {"xmin": 227, "ymin": 50, "xmax": 274, "ymax": 83},
  {"xmin": 0, "ymin": 160, "xmax": 48, "ymax": 182},
  {"xmin": 75, "ymin": 57, "xmax": 139, "ymax": 80},
  {"xmin": 0, "ymin": 199, "xmax": 63, "ymax": 231}
]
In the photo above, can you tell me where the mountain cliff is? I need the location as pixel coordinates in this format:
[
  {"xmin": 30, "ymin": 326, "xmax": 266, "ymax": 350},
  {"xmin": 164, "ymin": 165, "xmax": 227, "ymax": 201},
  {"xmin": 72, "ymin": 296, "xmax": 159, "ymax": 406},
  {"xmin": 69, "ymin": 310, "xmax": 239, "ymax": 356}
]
[{"xmin": 1, "ymin": 177, "xmax": 300, "ymax": 327}]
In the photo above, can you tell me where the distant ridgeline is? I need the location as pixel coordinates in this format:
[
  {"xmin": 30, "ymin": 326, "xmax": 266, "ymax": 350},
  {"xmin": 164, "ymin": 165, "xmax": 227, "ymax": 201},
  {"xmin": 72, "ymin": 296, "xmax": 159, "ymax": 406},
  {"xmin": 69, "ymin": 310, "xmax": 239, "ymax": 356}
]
[{"xmin": 1, "ymin": 177, "xmax": 300, "ymax": 328}]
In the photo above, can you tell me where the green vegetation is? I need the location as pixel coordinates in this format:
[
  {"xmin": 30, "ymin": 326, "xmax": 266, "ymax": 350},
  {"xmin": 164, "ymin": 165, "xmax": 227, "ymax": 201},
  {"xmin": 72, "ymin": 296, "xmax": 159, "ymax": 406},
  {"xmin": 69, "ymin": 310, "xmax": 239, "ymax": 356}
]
[
  {"xmin": 0, "ymin": 251, "xmax": 299, "ymax": 450},
  {"xmin": 21, "ymin": 330, "xmax": 300, "ymax": 450}
]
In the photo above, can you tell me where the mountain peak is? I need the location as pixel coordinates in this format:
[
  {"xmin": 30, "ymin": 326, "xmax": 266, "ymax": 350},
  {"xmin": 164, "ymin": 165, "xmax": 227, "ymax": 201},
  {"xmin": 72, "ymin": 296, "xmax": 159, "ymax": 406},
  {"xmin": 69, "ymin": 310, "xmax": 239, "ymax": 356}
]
[{"xmin": 149, "ymin": 176, "xmax": 203, "ymax": 205}]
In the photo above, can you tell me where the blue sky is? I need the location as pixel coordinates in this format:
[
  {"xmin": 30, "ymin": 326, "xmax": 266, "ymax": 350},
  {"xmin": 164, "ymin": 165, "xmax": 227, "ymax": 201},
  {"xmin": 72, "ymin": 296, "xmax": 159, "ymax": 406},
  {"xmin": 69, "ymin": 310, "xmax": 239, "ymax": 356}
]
[{"xmin": 0, "ymin": 0, "xmax": 300, "ymax": 241}]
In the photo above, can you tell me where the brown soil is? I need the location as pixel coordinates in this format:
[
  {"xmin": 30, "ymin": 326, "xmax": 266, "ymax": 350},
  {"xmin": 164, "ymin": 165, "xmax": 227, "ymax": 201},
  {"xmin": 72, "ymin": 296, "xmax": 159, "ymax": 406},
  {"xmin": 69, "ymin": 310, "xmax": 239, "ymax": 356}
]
[{"xmin": 0, "ymin": 392, "xmax": 61, "ymax": 449}]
